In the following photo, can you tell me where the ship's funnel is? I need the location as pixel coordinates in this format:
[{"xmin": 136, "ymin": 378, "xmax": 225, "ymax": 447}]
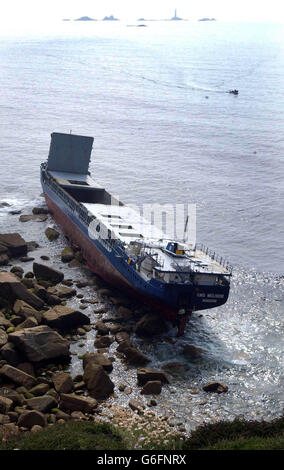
[{"xmin": 47, "ymin": 132, "xmax": 94, "ymax": 175}]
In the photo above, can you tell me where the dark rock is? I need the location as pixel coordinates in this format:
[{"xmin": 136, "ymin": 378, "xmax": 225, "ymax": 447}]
[
  {"xmin": 17, "ymin": 409, "xmax": 46, "ymax": 428},
  {"xmin": 134, "ymin": 313, "xmax": 169, "ymax": 337},
  {"xmin": 0, "ymin": 313, "xmax": 12, "ymax": 329},
  {"xmin": 13, "ymin": 300, "xmax": 42, "ymax": 323},
  {"xmin": 117, "ymin": 341, "xmax": 150, "ymax": 366},
  {"xmin": 115, "ymin": 331, "xmax": 131, "ymax": 344},
  {"xmin": 45, "ymin": 294, "xmax": 62, "ymax": 306},
  {"xmin": 95, "ymin": 320, "xmax": 110, "ymax": 336},
  {"xmin": 9, "ymin": 210, "xmax": 21, "ymax": 215},
  {"xmin": 29, "ymin": 383, "xmax": 50, "ymax": 396},
  {"xmin": 33, "ymin": 284, "xmax": 48, "ymax": 301},
  {"xmin": 137, "ymin": 368, "xmax": 170, "ymax": 386},
  {"xmin": 8, "ymin": 325, "xmax": 70, "ymax": 363},
  {"xmin": 24, "ymin": 271, "xmax": 34, "ymax": 279},
  {"xmin": 61, "ymin": 247, "xmax": 74, "ymax": 263},
  {"xmin": 45, "ymin": 227, "xmax": 59, "ymax": 241},
  {"xmin": 26, "ymin": 395, "xmax": 58, "ymax": 413},
  {"xmin": 60, "ymin": 393, "xmax": 97, "ymax": 413},
  {"xmin": 47, "ymin": 285, "xmax": 76, "ymax": 299},
  {"xmin": 26, "ymin": 241, "xmax": 40, "ymax": 252},
  {"xmin": 21, "ymin": 278, "xmax": 34, "ymax": 289},
  {"xmin": 40, "ymin": 255, "xmax": 50, "ymax": 261},
  {"xmin": 203, "ymin": 382, "xmax": 228, "ymax": 394},
  {"xmin": 141, "ymin": 380, "xmax": 162, "ymax": 395},
  {"xmin": 0, "ymin": 233, "xmax": 27, "ymax": 258},
  {"xmin": 10, "ymin": 266, "xmax": 24, "ymax": 276},
  {"xmin": 19, "ymin": 214, "xmax": 48, "ymax": 223},
  {"xmin": 0, "ymin": 254, "xmax": 9, "ymax": 266},
  {"xmin": 161, "ymin": 361, "xmax": 185, "ymax": 376},
  {"xmin": 16, "ymin": 362, "xmax": 35, "ymax": 376},
  {"xmin": 0, "ymin": 342, "xmax": 20, "ymax": 366},
  {"xmin": 182, "ymin": 344, "xmax": 204, "ymax": 358},
  {"xmin": 0, "ymin": 395, "xmax": 13, "ymax": 413},
  {"xmin": 128, "ymin": 399, "xmax": 145, "ymax": 414},
  {"xmin": 19, "ymin": 256, "xmax": 35, "ymax": 263},
  {"xmin": 15, "ymin": 316, "xmax": 38, "ymax": 331},
  {"xmin": 0, "ymin": 364, "xmax": 36, "ymax": 389},
  {"xmin": 0, "ymin": 329, "xmax": 8, "ymax": 348},
  {"xmin": 33, "ymin": 262, "xmax": 64, "ymax": 284},
  {"xmin": 83, "ymin": 363, "xmax": 114, "ymax": 399},
  {"xmin": 94, "ymin": 335, "xmax": 114, "ymax": 349},
  {"xmin": 43, "ymin": 305, "xmax": 90, "ymax": 330},
  {"xmin": 0, "ymin": 272, "xmax": 44, "ymax": 310},
  {"xmin": 32, "ymin": 207, "xmax": 49, "ymax": 215},
  {"xmin": 83, "ymin": 352, "xmax": 113, "ymax": 373},
  {"xmin": 54, "ymin": 409, "xmax": 71, "ymax": 421},
  {"xmin": 0, "ymin": 387, "xmax": 25, "ymax": 406},
  {"xmin": 52, "ymin": 371, "xmax": 73, "ymax": 393}
]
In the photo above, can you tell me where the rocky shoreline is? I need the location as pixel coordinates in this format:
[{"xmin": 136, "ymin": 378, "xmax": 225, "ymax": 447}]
[{"xmin": 0, "ymin": 204, "xmax": 228, "ymax": 445}]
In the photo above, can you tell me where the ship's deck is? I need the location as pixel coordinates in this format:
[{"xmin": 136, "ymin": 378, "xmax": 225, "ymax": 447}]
[
  {"xmin": 82, "ymin": 202, "xmax": 229, "ymax": 276},
  {"xmin": 83, "ymin": 202, "xmax": 166, "ymax": 242}
]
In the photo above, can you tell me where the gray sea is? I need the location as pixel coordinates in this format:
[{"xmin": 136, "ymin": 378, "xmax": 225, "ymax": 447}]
[{"xmin": 0, "ymin": 20, "xmax": 283, "ymax": 431}]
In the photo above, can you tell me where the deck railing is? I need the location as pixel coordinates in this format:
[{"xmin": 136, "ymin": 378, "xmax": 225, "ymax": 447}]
[{"xmin": 195, "ymin": 243, "xmax": 233, "ymax": 274}]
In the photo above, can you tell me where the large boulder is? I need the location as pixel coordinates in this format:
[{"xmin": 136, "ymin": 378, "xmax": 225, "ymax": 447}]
[
  {"xmin": 0, "ymin": 396, "xmax": 13, "ymax": 413},
  {"xmin": 33, "ymin": 262, "xmax": 64, "ymax": 284},
  {"xmin": 0, "ymin": 387, "xmax": 25, "ymax": 406},
  {"xmin": 83, "ymin": 363, "xmax": 114, "ymax": 399},
  {"xmin": 15, "ymin": 316, "xmax": 38, "ymax": 331},
  {"xmin": 60, "ymin": 394, "xmax": 97, "ymax": 413},
  {"xmin": 83, "ymin": 352, "xmax": 113, "ymax": 373},
  {"xmin": 94, "ymin": 335, "xmax": 114, "ymax": 349},
  {"xmin": 0, "ymin": 272, "xmax": 44, "ymax": 310},
  {"xmin": 13, "ymin": 300, "xmax": 42, "ymax": 323},
  {"xmin": 0, "ymin": 364, "xmax": 36, "ymax": 389},
  {"xmin": 17, "ymin": 410, "xmax": 46, "ymax": 428},
  {"xmin": 0, "ymin": 312, "xmax": 12, "ymax": 329},
  {"xmin": 43, "ymin": 305, "xmax": 90, "ymax": 330},
  {"xmin": 141, "ymin": 380, "xmax": 162, "ymax": 395},
  {"xmin": 115, "ymin": 331, "xmax": 131, "ymax": 344},
  {"xmin": 8, "ymin": 325, "xmax": 70, "ymax": 363},
  {"xmin": 95, "ymin": 320, "xmax": 110, "ymax": 336},
  {"xmin": 0, "ymin": 342, "xmax": 20, "ymax": 366},
  {"xmin": 0, "ymin": 233, "xmax": 27, "ymax": 258},
  {"xmin": 134, "ymin": 313, "xmax": 169, "ymax": 337},
  {"xmin": 137, "ymin": 368, "xmax": 170, "ymax": 386},
  {"xmin": 0, "ymin": 254, "xmax": 9, "ymax": 266},
  {"xmin": 117, "ymin": 341, "xmax": 150, "ymax": 366},
  {"xmin": 52, "ymin": 371, "xmax": 73, "ymax": 393},
  {"xmin": 26, "ymin": 395, "xmax": 58, "ymax": 413},
  {"xmin": 47, "ymin": 285, "xmax": 76, "ymax": 299}
]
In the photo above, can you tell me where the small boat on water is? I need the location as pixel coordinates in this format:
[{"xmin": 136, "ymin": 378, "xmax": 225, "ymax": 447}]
[
  {"xmin": 228, "ymin": 89, "xmax": 239, "ymax": 95},
  {"xmin": 41, "ymin": 132, "xmax": 232, "ymax": 335}
]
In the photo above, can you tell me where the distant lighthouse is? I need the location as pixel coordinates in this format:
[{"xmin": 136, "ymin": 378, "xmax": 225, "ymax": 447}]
[{"xmin": 171, "ymin": 8, "xmax": 182, "ymax": 20}]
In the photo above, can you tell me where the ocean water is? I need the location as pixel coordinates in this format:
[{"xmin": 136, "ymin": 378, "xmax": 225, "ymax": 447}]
[{"xmin": 0, "ymin": 21, "xmax": 283, "ymax": 429}]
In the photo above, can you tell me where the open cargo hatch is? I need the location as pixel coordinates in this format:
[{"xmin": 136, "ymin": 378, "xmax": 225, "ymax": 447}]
[{"xmin": 47, "ymin": 132, "xmax": 94, "ymax": 175}]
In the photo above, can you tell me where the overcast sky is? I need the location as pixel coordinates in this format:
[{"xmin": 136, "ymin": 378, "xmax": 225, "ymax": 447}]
[{"xmin": 1, "ymin": 0, "xmax": 283, "ymax": 24}]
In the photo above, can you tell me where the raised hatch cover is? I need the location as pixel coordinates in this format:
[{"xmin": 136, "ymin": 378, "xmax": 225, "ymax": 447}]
[{"xmin": 47, "ymin": 132, "xmax": 94, "ymax": 174}]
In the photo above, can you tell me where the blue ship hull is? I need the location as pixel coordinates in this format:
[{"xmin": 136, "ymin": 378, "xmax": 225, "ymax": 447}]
[{"xmin": 41, "ymin": 165, "xmax": 230, "ymax": 329}]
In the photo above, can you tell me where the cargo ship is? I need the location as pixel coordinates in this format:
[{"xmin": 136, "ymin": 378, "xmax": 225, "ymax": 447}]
[{"xmin": 41, "ymin": 132, "xmax": 232, "ymax": 335}]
